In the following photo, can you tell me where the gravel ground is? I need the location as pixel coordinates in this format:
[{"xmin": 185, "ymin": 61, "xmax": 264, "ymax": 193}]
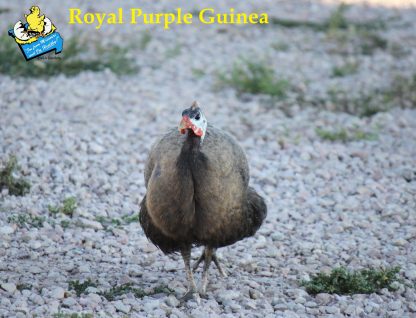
[{"xmin": 1, "ymin": 0, "xmax": 416, "ymax": 317}]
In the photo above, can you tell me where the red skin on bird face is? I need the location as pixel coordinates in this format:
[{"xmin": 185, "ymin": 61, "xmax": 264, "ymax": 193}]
[{"xmin": 178, "ymin": 116, "xmax": 203, "ymax": 137}]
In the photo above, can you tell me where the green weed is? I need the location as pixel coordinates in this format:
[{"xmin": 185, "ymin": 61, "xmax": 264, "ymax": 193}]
[
  {"xmin": 316, "ymin": 127, "xmax": 377, "ymax": 142},
  {"xmin": 272, "ymin": 42, "xmax": 290, "ymax": 52},
  {"xmin": 96, "ymin": 44, "xmax": 138, "ymax": 75},
  {"xmin": 48, "ymin": 197, "xmax": 77, "ymax": 217},
  {"xmin": 384, "ymin": 74, "xmax": 416, "ymax": 109},
  {"xmin": 139, "ymin": 32, "xmax": 152, "ymax": 50},
  {"xmin": 68, "ymin": 279, "xmax": 98, "ymax": 297},
  {"xmin": 322, "ymin": 73, "xmax": 416, "ymax": 117},
  {"xmin": 95, "ymin": 213, "xmax": 139, "ymax": 230},
  {"xmin": 218, "ymin": 59, "xmax": 290, "ymax": 98},
  {"xmin": 52, "ymin": 312, "xmax": 93, "ymax": 318},
  {"xmin": 324, "ymin": 88, "xmax": 387, "ymax": 117},
  {"xmin": 301, "ymin": 266, "xmax": 401, "ymax": 295},
  {"xmin": 332, "ymin": 62, "xmax": 359, "ymax": 77},
  {"xmin": 0, "ymin": 156, "xmax": 30, "ymax": 196},
  {"xmin": 0, "ymin": 35, "xmax": 138, "ymax": 77},
  {"xmin": 99, "ymin": 283, "xmax": 174, "ymax": 301},
  {"xmin": 358, "ymin": 31, "xmax": 388, "ymax": 55},
  {"xmin": 16, "ymin": 283, "xmax": 32, "ymax": 291},
  {"xmin": 7, "ymin": 214, "xmax": 45, "ymax": 228},
  {"xmin": 60, "ymin": 220, "xmax": 71, "ymax": 229},
  {"xmin": 191, "ymin": 68, "xmax": 206, "ymax": 78},
  {"xmin": 165, "ymin": 43, "xmax": 182, "ymax": 59}
]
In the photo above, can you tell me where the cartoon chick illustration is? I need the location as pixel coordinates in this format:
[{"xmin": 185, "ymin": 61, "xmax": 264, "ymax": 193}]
[
  {"xmin": 13, "ymin": 6, "xmax": 56, "ymax": 44},
  {"xmin": 25, "ymin": 6, "xmax": 45, "ymax": 35}
]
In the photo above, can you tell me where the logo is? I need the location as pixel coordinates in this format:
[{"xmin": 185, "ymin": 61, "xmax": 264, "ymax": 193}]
[{"xmin": 8, "ymin": 6, "xmax": 63, "ymax": 60}]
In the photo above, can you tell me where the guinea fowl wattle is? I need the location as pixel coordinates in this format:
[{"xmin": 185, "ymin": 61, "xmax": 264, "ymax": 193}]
[{"xmin": 139, "ymin": 101, "xmax": 267, "ymax": 302}]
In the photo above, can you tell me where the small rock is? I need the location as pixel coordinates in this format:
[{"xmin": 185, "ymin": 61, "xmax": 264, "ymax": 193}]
[
  {"xmin": 164, "ymin": 261, "xmax": 177, "ymax": 272},
  {"xmin": 30, "ymin": 266, "xmax": 43, "ymax": 274},
  {"xmin": 305, "ymin": 301, "xmax": 317, "ymax": 308},
  {"xmin": 344, "ymin": 304, "xmax": 356, "ymax": 315},
  {"xmin": 106, "ymin": 163, "xmax": 118, "ymax": 175},
  {"xmin": 79, "ymin": 218, "xmax": 103, "ymax": 230},
  {"xmin": 143, "ymin": 299, "xmax": 160, "ymax": 312},
  {"xmin": 325, "ymin": 306, "xmax": 340, "ymax": 314},
  {"xmin": 29, "ymin": 294, "xmax": 44, "ymax": 305},
  {"xmin": 294, "ymin": 297, "xmax": 305, "ymax": 304},
  {"xmin": 283, "ymin": 310, "xmax": 299, "ymax": 318},
  {"xmin": 50, "ymin": 167, "xmax": 64, "ymax": 182},
  {"xmin": 62, "ymin": 297, "xmax": 77, "ymax": 307},
  {"xmin": 78, "ymin": 264, "xmax": 90, "ymax": 273},
  {"xmin": 218, "ymin": 290, "xmax": 240, "ymax": 304},
  {"xmin": 1, "ymin": 283, "xmax": 16, "ymax": 293},
  {"xmin": 87, "ymin": 293, "xmax": 102, "ymax": 303},
  {"xmin": 249, "ymin": 288, "xmax": 261, "ymax": 299},
  {"xmin": 114, "ymin": 300, "xmax": 131, "ymax": 314},
  {"xmin": 405, "ymin": 269, "xmax": 416, "ymax": 280},
  {"xmin": 350, "ymin": 151, "xmax": 368, "ymax": 160},
  {"xmin": 0, "ymin": 226, "xmax": 15, "ymax": 235},
  {"xmin": 85, "ymin": 287, "xmax": 99, "ymax": 294},
  {"xmin": 89, "ymin": 142, "xmax": 105, "ymax": 154},
  {"xmin": 166, "ymin": 295, "xmax": 180, "ymax": 307},
  {"xmin": 50, "ymin": 287, "xmax": 65, "ymax": 299},
  {"xmin": 230, "ymin": 303, "xmax": 242, "ymax": 312},
  {"xmin": 393, "ymin": 238, "xmax": 407, "ymax": 246},
  {"xmin": 30, "ymin": 241, "xmax": 42, "ymax": 250},
  {"xmin": 315, "ymin": 293, "xmax": 331, "ymax": 305},
  {"xmin": 388, "ymin": 301, "xmax": 401, "ymax": 311}
]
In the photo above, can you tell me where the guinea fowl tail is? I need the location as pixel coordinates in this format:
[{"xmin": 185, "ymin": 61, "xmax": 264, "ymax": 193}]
[
  {"xmin": 245, "ymin": 187, "xmax": 267, "ymax": 237},
  {"xmin": 139, "ymin": 195, "xmax": 180, "ymax": 254}
]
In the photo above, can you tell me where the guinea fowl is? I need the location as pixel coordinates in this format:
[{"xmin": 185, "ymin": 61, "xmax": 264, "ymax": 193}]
[{"xmin": 139, "ymin": 101, "xmax": 267, "ymax": 301}]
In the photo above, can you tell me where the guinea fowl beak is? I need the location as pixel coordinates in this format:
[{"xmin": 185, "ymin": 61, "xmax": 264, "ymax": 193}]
[
  {"xmin": 179, "ymin": 116, "xmax": 203, "ymax": 137},
  {"xmin": 179, "ymin": 116, "xmax": 190, "ymax": 134}
]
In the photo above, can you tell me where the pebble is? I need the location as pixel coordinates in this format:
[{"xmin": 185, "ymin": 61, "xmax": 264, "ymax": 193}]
[
  {"xmin": 166, "ymin": 295, "xmax": 180, "ymax": 307},
  {"xmin": 388, "ymin": 301, "xmax": 402, "ymax": 311},
  {"xmin": 325, "ymin": 305, "xmax": 340, "ymax": 314},
  {"xmin": 114, "ymin": 300, "xmax": 131, "ymax": 314},
  {"xmin": 1, "ymin": 283, "xmax": 16, "ymax": 293},
  {"xmin": 0, "ymin": 226, "xmax": 15, "ymax": 235},
  {"xmin": 79, "ymin": 218, "xmax": 104, "ymax": 230},
  {"xmin": 50, "ymin": 287, "xmax": 65, "ymax": 299},
  {"xmin": 62, "ymin": 297, "xmax": 77, "ymax": 307},
  {"xmin": 89, "ymin": 142, "xmax": 106, "ymax": 154},
  {"xmin": 315, "ymin": 293, "xmax": 331, "ymax": 305}
]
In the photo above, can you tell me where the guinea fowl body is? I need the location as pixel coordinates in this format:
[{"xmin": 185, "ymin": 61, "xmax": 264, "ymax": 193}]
[{"xmin": 139, "ymin": 124, "xmax": 267, "ymax": 253}]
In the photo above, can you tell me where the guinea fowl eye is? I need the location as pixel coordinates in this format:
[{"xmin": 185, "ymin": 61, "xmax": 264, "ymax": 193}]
[{"xmin": 195, "ymin": 114, "xmax": 200, "ymax": 120}]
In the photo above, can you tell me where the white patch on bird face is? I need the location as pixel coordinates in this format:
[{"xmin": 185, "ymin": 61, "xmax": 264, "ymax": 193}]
[{"xmin": 190, "ymin": 112, "xmax": 207, "ymax": 141}]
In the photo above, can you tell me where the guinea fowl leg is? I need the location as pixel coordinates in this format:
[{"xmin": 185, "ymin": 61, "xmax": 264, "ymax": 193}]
[
  {"xmin": 212, "ymin": 252, "xmax": 227, "ymax": 278},
  {"xmin": 180, "ymin": 246, "xmax": 200, "ymax": 304},
  {"xmin": 193, "ymin": 248, "xmax": 227, "ymax": 277},
  {"xmin": 200, "ymin": 247, "xmax": 213, "ymax": 295},
  {"xmin": 192, "ymin": 252, "xmax": 205, "ymax": 272}
]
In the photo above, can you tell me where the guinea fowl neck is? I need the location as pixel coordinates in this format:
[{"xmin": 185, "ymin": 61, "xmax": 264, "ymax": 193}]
[
  {"xmin": 177, "ymin": 129, "xmax": 202, "ymax": 173},
  {"xmin": 183, "ymin": 129, "xmax": 202, "ymax": 153}
]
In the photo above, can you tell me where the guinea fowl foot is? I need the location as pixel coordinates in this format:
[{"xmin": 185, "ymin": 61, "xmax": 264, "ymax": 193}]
[
  {"xmin": 180, "ymin": 289, "xmax": 201, "ymax": 304},
  {"xmin": 193, "ymin": 248, "xmax": 228, "ymax": 278},
  {"xmin": 180, "ymin": 246, "xmax": 201, "ymax": 304}
]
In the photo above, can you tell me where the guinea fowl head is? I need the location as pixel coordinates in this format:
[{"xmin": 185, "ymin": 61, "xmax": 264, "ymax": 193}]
[{"xmin": 178, "ymin": 101, "xmax": 207, "ymax": 140}]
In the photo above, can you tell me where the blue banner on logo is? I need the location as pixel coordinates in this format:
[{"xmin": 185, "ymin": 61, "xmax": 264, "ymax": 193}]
[{"xmin": 8, "ymin": 29, "xmax": 63, "ymax": 60}]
